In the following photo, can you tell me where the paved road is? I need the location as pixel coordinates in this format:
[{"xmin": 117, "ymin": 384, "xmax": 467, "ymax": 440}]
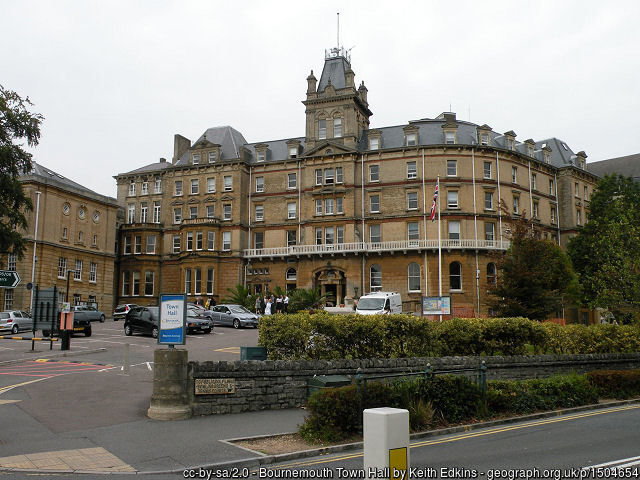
[{"xmin": 265, "ymin": 404, "xmax": 640, "ymax": 479}]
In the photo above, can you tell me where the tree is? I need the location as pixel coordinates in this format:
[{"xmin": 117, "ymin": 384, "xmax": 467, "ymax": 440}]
[
  {"xmin": 221, "ymin": 284, "xmax": 256, "ymax": 310},
  {"xmin": 0, "ymin": 84, "xmax": 44, "ymax": 259},
  {"xmin": 287, "ymin": 287, "xmax": 327, "ymax": 313},
  {"xmin": 487, "ymin": 202, "xmax": 580, "ymax": 320},
  {"xmin": 567, "ymin": 174, "xmax": 640, "ymax": 324}
]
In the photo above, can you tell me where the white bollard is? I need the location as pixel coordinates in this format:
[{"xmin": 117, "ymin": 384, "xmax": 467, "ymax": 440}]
[
  {"xmin": 123, "ymin": 343, "xmax": 130, "ymax": 375},
  {"xmin": 363, "ymin": 407, "xmax": 410, "ymax": 480}
]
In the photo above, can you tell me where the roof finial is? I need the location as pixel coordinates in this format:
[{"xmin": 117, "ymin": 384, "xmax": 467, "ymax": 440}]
[{"xmin": 337, "ymin": 12, "xmax": 340, "ymax": 49}]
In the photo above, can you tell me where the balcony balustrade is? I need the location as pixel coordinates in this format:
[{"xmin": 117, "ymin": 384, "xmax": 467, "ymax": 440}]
[{"xmin": 243, "ymin": 239, "xmax": 510, "ymax": 258}]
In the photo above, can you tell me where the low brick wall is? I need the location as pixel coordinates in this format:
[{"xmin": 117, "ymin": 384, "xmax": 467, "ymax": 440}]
[{"xmin": 188, "ymin": 353, "xmax": 640, "ymax": 415}]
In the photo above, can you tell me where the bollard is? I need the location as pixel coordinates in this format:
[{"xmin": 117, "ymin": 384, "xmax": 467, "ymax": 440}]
[
  {"xmin": 363, "ymin": 407, "xmax": 409, "ymax": 480},
  {"xmin": 123, "ymin": 343, "xmax": 130, "ymax": 375}
]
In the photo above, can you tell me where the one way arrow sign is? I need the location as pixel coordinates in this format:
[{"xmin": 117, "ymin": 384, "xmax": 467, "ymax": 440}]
[{"xmin": 0, "ymin": 270, "xmax": 21, "ymax": 288}]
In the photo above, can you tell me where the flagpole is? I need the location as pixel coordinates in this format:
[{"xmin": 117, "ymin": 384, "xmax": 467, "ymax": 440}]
[{"xmin": 437, "ymin": 175, "xmax": 442, "ymax": 321}]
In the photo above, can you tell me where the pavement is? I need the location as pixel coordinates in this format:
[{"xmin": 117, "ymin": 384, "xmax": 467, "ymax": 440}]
[{"xmin": 0, "ymin": 341, "xmax": 307, "ymax": 476}]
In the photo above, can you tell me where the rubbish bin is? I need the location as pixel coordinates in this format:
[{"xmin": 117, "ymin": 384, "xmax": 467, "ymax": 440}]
[
  {"xmin": 307, "ymin": 375, "xmax": 351, "ymax": 397},
  {"xmin": 240, "ymin": 346, "xmax": 267, "ymax": 361}
]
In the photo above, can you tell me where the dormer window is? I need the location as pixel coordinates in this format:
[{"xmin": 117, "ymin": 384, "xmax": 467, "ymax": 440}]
[
  {"xmin": 480, "ymin": 134, "xmax": 489, "ymax": 146},
  {"xmin": 445, "ymin": 131, "xmax": 456, "ymax": 144},
  {"xmin": 192, "ymin": 153, "xmax": 200, "ymax": 165},
  {"xmin": 318, "ymin": 119, "xmax": 327, "ymax": 140},
  {"xmin": 506, "ymin": 138, "xmax": 514, "ymax": 151},
  {"xmin": 527, "ymin": 145, "xmax": 534, "ymax": 157},
  {"xmin": 333, "ymin": 118, "xmax": 342, "ymax": 137},
  {"xmin": 288, "ymin": 146, "xmax": 298, "ymax": 159},
  {"xmin": 208, "ymin": 151, "xmax": 217, "ymax": 163},
  {"xmin": 406, "ymin": 133, "xmax": 417, "ymax": 146},
  {"xmin": 543, "ymin": 150, "xmax": 551, "ymax": 164},
  {"xmin": 369, "ymin": 137, "xmax": 379, "ymax": 150},
  {"xmin": 256, "ymin": 150, "xmax": 266, "ymax": 162}
]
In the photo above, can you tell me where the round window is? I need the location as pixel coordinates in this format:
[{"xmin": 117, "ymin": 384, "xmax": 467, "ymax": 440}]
[
  {"xmin": 78, "ymin": 208, "xmax": 85, "ymax": 219},
  {"xmin": 93, "ymin": 211, "xmax": 100, "ymax": 223},
  {"xmin": 63, "ymin": 203, "xmax": 70, "ymax": 215}
]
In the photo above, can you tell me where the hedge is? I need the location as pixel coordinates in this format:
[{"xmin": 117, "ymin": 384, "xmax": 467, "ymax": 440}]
[
  {"xmin": 258, "ymin": 313, "xmax": 640, "ymax": 360},
  {"xmin": 300, "ymin": 371, "xmax": 629, "ymax": 442},
  {"xmin": 587, "ymin": 370, "xmax": 640, "ymax": 399}
]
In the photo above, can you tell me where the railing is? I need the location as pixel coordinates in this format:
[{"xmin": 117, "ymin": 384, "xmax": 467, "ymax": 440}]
[
  {"xmin": 243, "ymin": 239, "xmax": 510, "ymax": 258},
  {"xmin": 181, "ymin": 217, "xmax": 219, "ymax": 225}
]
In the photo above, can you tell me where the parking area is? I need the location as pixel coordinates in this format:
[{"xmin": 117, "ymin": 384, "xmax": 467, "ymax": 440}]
[{"xmin": 0, "ymin": 318, "xmax": 260, "ymax": 367}]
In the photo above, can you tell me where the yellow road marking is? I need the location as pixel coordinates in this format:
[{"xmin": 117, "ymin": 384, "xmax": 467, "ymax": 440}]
[
  {"xmin": 214, "ymin": 347, "xmax": 240, "ymax": 353},
  {"xmin": 261, "ymin": 404, "xmax": 640, "ymax": 471},
  {"xmin": 0, "ymin": 377, "xmax": 50, "ymax": 395}
]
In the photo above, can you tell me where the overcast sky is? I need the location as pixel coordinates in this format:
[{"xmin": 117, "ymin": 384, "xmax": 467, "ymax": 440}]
[{"xmin": 3, "ymin": 0, "xmax": 639, "ymax": 197}]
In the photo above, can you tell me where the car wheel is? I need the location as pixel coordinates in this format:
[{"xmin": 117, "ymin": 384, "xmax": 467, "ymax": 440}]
[
  {"xmin": 84, "ymin": 327, "xmax": 92, "ymax": 337},
  {"xmin": 151, "ymin": 327, "xmax": 159, "ymax": 339},
  {"xmin": 233, "ymin": 319, "xmax": 240, "ymax": 329},
  {"xmin": 11, "ymin": 324, "xmax": 19, "ymax": 334},
  {"xmin": 204, "ymin": 328, "xmax": 212, "ymax": 334},
  {"xmin": 124, "ymin": 324, "xmax": 133, "ymax": 336},
  {"xmin": 100, "ymin": 315, "xmax": 105, "ymax": 323}
]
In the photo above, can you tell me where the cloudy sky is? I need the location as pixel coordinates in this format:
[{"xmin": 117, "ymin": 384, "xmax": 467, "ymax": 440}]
[{"xmin": 3, "ymin": 0, "xmax": 639, "ymax": 197}]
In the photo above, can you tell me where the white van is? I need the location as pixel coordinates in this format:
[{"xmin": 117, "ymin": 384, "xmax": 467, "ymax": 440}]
[{"xmin": 355, "ymin": 292, "xmax": 402, "ymax": 315}]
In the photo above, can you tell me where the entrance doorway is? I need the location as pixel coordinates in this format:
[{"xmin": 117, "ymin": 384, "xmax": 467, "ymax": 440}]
[{"xmin": 314, "ymin": 265, "xmax": 346, "ymax": 307}]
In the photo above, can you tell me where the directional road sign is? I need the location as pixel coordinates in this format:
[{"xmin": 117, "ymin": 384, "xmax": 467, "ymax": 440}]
[{"xmin": 0, "ymin": 270, "xmax": 21, "ymax": 288}]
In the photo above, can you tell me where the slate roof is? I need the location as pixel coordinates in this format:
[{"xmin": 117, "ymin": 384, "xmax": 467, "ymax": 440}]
[
  {"xmin": 245, "ymin": 137, "xmax": 305, "ymax": 162},
  {"xmin": 175, "ymin": 126, "xmax": 247, "ymax": 166},
  {"xmin": 117, "ymin": 160, "xmax": 172, "ymax": 176},
  {"xmin": 587, "ymin": 153, "xmax": 640, "ymax": 180},
  {"xmin": 22, "ymin": 162, "xmax": 118, "ymax": 205},
  {"xmin": 318, "ymin": 56, "xmax": 350, "ymax": 92}
]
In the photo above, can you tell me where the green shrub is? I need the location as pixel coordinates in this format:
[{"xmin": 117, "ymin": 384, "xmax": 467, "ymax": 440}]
[
  {"xmin": 487, "ymin": 373, "xmax": 598, "ymax": 415},
  {"xmin": 259, "ymin": 313, "xmax": 640, "ymax": 360},
  {"xmin": 300, "ymin": 382, "xmax": 397, "ymax": 442},
  {"xmin": 587, "ymin": 369, "xmax": 640, "ymax": 399}
]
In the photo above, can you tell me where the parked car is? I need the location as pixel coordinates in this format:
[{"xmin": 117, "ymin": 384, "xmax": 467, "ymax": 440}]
[
  {"xmin": 210, "ymin": 304, "xmax": 259, "ymax": 329},
  {"xmin": 355, "ymin": 292, "xmax": 402, "ymax": 315},
  {"xmin": 0, "ymin": 311, "xmax": 33, "ymax": 334},
  {"xmin": 186, "ymin": 307, "xmax": 214, "ymax": 334},
  {"xmin": 72, "ymin": 305, "xmax": 105, "ymax": 322},
  {"xmin": 124, "ymin": 306, "xmax": 159, "ymax": 338},
  {"xmin": 113, "ymin": 304, "xmax": 138, "ymax": 321}
]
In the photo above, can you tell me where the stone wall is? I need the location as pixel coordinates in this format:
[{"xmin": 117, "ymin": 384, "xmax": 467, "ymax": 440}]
[{"xmin": 188, "ymin": 353, "xmax": 640, "ymax": 416}]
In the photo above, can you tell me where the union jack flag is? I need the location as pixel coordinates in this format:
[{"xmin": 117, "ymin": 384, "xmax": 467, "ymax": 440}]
[{"xmin": 429, "ymin": 182, "xmax": 439, "ymax": 222}]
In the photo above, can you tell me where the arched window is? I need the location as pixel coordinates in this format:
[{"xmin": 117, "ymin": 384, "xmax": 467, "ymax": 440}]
[
  {"xmin": 449, "ymin": 262, "xmax": 462, "ymax": 291},
  {"xmin": 408, "ymin": 263, "xmax": 421, "ymax": 292},
  {"xmin": 286, "ymin": 268, "xmax": 297, "ymax": 281},
  {"xmin": 486, "ymin": 263, "xmax": 496, "ymax": 286},
  {"xmin": 370, "ymin": 264, "xmax": 382, "ymax": 291}
]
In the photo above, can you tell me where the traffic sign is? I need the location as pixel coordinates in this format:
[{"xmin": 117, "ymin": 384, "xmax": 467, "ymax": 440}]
[{"xmin": 0, "ymin": 270, "xmax": 20, "ymax": 288}]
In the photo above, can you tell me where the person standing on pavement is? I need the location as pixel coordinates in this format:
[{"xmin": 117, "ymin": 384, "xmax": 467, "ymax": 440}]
[
  {"xmin": 275, "ymin": 295, "xmax": 283, "ymax": 313},
  {"xmin": 264, "ymin": 298, "xmax": 272, "ymax": 315},
  {"xmin": 204, "ymin": 298, "xmax": 210, "ymax": 310},
  {"xmin": 283, "ymin": 294, "xmax": 289, "ymax": 313},
  {"xmin": 255, "ymin": 296, "xmax": 262, "ymax": 315}
]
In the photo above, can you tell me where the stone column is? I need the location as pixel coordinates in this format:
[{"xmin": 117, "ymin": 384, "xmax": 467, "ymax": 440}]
[{"xmin": 147, "ymin": 348, "xmax": 191, "ymax": 420}]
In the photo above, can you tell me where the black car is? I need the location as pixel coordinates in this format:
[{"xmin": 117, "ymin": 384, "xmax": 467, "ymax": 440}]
[
  {"xmin": 114, "ymin": 304, "xmax": 138, "ymax": 321},
  {"xmin": 42, "ymin": 310, "xmax": 92, "ymax": 337},
  {"xmin": 124, "ymin": 306, "xmax": 159, "ymax": 338},
  {"xmin": 186, "ymin": 307, "xmax": 213, "ymax": 334}
]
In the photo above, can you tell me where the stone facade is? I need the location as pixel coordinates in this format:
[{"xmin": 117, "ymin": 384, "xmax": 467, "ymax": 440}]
[
  {"xmin": 188, "ymin": 353, "xmax": 640, "ymax": 415},
  {"xmin": 114, "ymin": 47, "xmax": 599, "ymax": 315},
  {"xmin": 2, "ymin": 163, "xmax": 119, "ymax": 313}
]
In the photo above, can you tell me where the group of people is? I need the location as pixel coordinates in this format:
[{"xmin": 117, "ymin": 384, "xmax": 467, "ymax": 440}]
[
  {"xmin": 255, "ymin": 294, "xmax": 289, "ymax": 315},
  {"xmin": 194, "ymin": 297, "xmax": 216, "ymax": 310}
]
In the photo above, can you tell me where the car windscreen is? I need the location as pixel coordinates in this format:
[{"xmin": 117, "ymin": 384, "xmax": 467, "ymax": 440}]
[
  {"xmin": 357, "ymin": 298, "xmax": 386, "ymax": 310},
  {"xmin": 229, "ymin": 306, "xmax": 251, "ymax": 314}
]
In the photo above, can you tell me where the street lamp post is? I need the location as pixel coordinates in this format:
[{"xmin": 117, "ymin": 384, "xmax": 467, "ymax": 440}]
[
  {"xmin": 29, "ymin": 191, "xmax": 42, "ymax": 311},
  {"xmin": 61, "ymin": 269, "xmax": 76, "ymax": 351}
]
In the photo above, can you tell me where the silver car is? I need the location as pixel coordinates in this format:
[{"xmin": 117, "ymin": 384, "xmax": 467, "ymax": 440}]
[
  {"xmin": 210, "ymin": 304, "xmax": 259, "ymax": 329},
  {"xmin": 0, "ymin": 311, "xmax": 33, "ymax": 334},
  {"xmin": 72, "ymin": 305, "xmax": 106, "ymax": 322}
]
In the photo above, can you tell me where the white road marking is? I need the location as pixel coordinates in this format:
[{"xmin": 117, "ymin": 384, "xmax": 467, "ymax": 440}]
[
  {"xmin": 583, "ymin": 455, "xmax": 640, "ymax": 471},
  {"xmin": 77, "ymin": 339, "xmax": 151, "ymax": 348},
  {"xmin": 146, "ymin": 362, "xmax": 152, "ymax": 370}
]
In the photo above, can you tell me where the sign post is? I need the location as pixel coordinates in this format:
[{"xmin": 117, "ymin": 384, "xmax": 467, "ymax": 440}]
[
  {"xmin": 0, "ymin": 270, "xmax": 20, "ymax": 288},
  {"xmin": 421, "ymin": 296, "xmax": 452, "ymax": 316},
  {"xmin": 158, "ymin": 294, "xmax": 186, "ymax": 347}
]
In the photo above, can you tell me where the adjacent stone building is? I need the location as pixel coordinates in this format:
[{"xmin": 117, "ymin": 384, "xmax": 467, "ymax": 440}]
[
  {"xmin": 114, "ymin": 47, "xmax": 599, "ymax": 316},
  {"xmin": 2, "ymin": 163, "xmax": 120, "ymax": 313}
]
